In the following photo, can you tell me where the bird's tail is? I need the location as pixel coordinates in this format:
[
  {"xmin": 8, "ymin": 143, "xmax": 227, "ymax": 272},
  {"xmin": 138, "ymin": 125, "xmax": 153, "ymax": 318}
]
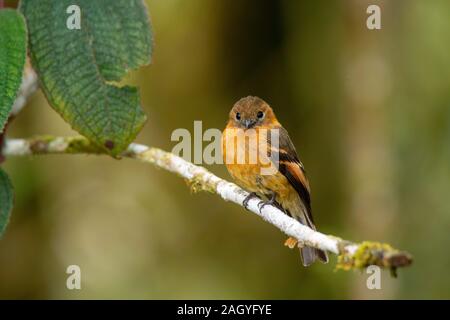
[
  {"xmin": 288, "ymin": 207, "xmax": 329, "ymax": 266},
  {"xmin": 298, "ymin": 214, "xmax": 329, "ymax": 266},
  {"xmin": 300, "ymin": 246, "xmax": 328, "ymax": 267},
  {"xmin": 285, "ymin": 203, "xmax": 329, "ymax": 266},
  {"xmin": 298, "ymin": 213, "xmax": 329, "ymax": 266}
]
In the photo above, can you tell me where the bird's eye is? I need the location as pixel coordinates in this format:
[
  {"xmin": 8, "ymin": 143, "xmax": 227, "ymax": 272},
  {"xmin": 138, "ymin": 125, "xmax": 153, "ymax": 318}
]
[
  {"xmin": 236, "ymin": 112, "xmax": 241, "ymax": 121},
  {"xmin": 257, "ymin": 111, "xmax": 264, "ymax": 119}
]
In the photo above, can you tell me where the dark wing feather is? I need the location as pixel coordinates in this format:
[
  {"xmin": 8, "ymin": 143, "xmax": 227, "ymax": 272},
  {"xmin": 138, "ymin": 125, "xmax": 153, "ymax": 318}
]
[
  {"xmin": 267, "ymin": 126, "xmax": 329, "ymax": 264},
  {"xmin": 268, "ymin": 126, "xmax": 315, "ymax": 227}
]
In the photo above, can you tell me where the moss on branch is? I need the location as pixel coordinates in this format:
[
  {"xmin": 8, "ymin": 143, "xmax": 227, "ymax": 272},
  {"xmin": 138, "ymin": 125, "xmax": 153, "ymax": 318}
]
[
  {"xmin": 28, "ymin": 135, "xmax": 105, "ymax": 155},
  {"xmin": 336, "ymin": 241, "xmax": 413, "ymax": 277}
]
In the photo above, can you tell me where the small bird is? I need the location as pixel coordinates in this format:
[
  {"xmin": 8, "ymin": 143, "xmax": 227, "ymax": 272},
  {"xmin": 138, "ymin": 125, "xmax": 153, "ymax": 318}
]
[{"xmin": 222, "ymin": 96, "xmax": 328, "ymax": 266}]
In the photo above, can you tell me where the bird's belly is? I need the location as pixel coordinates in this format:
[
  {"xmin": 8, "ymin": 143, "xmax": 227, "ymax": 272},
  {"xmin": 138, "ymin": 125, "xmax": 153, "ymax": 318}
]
[{"xmin": 226, "ymin": 162, "xmax": 293, "ymax": 199}]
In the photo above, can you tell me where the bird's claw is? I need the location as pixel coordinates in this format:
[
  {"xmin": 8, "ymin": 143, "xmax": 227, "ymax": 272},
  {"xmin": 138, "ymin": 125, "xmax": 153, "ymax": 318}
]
[
  {"xmin": 257, "ymin": 199, "xmax": 275, "ymax": 212},
  {"xmin": 257, "ymin": 193, "xmax": 277, "ymax": 213},
  {"xmin": 257, "ymin": 200, "xmax": 268, "ymax": 212},
  {"xmin": 242, "ymin": 192, "xmax": 257, "ymax": 210}
]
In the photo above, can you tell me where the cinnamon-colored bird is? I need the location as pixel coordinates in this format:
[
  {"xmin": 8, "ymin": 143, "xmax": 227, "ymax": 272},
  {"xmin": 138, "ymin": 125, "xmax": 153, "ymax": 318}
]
[{"xmin": 222, "ymin": 96, "xmax": 328, "ymax": 266}]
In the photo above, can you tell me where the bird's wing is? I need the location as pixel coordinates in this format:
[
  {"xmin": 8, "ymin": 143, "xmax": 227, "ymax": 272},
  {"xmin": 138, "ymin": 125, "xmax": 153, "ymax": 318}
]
[{"xmin": 268, "ymin": 126, "xmax": 315, "ymax": 226}]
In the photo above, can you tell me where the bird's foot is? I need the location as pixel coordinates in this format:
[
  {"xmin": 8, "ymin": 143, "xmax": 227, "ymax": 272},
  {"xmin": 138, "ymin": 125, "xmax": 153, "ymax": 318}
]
[
  {"xmin": 257, "ymin": 201, "xmax": 271, "ymax": 212},
  {"xmin": 242, "ymin": 192, "xmax": 258, "ymax": 210},
  {"xmin": 257, "ymin": 192, "xmax": 277, "ymax": 212},
  {"xmin": 284, "ymin": 237, "xmax": 298, "ymax": 249}
]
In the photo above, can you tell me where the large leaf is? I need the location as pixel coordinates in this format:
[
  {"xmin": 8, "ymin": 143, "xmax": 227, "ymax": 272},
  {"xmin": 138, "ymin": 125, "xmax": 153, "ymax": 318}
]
[
  {"xmin": 0, "ymin": 168, "xmax": 14, "ymax": 238},
  {"xmin": 21, "ymin": 0, "xmax": 153, "ymax": 155},
  {"xmin": 0, "ymin": 9, "xmax": 27, "ymax": 132}
]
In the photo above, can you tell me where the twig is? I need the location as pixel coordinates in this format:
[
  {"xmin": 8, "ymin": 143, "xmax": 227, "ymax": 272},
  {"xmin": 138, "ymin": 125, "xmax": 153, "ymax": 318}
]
[
  {"xmin": 10, "ymin": 66, "xmax": 39, "ymax": 117},
  {"xmin": 2, "ymin": 135, "xmax": 413, "ymax": 273},
  {"xmin": 0, "ymin": 67, "xmax": 38, "ymax": 163}
]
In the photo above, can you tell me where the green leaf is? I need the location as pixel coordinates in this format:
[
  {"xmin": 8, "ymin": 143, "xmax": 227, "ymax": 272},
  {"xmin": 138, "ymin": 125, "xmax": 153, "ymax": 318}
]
[
  {"xmin": 0, "ymin": 168, "xmax": 14, "ymax": 238},
  {"xmin": 21, "ymin": 0, "xmax": 153, "ymax": 155},
  {"xmin": 0, "ymin": 9, "xmax": 27, "ymax": 132}
]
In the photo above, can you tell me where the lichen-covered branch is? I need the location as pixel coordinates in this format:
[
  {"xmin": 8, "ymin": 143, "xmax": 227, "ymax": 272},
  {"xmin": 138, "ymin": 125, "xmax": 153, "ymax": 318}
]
[
  {"xmin": 2, "ymin": 136, "xmax": 413, "ymax": 274},
  {"xmin": 10, "ymin": 66, "xmax": 39, "ymax": 117},
  {"xmin": 0, "ymin": 66, "xmax": 38, "ymax": 163}
]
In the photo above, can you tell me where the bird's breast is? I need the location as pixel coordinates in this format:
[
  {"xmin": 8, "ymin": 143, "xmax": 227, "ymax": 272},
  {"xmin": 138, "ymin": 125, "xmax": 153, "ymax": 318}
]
[{"xmin": 222, "ymin": 125, "xmax": 294, "ymax": 199}]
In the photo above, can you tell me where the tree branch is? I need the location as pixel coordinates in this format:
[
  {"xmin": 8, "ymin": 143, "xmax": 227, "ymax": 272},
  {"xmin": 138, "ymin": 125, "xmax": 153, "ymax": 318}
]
[
  {"xmin": 10, "ymin": 66, "xmax": 39, "ymax": 117},
  {"xmin": 2, "ymin": 135, "xmax": 413, "ymax": 274},
  {"xmin": 0, "ymin": 66, "xmax": 38, "ymax": 163}
]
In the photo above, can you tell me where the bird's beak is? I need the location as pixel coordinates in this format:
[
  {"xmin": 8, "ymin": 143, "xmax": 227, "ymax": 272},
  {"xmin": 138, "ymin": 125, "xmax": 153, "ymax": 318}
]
[{"xmin": 243, "ymin": 119, "xmax": 256, "ymax": 129}]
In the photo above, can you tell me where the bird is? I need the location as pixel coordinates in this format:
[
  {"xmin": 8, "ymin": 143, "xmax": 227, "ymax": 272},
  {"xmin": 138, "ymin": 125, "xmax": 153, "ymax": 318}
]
[{"xmin": 222, "ymin": 96, "xmax": 328, "ymax": 266}]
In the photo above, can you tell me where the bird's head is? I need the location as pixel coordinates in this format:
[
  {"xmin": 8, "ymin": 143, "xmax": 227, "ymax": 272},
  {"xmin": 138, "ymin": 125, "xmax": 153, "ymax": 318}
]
[{"xmin": 228, "ymin": 96, "xmax": 278, "ymax": 129}]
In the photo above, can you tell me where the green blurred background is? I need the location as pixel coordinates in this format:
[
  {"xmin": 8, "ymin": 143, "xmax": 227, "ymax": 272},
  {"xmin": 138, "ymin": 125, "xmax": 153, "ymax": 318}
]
[{"xmin": 1, "ymin": 0, "xmax": 450, "ymax": 299}]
